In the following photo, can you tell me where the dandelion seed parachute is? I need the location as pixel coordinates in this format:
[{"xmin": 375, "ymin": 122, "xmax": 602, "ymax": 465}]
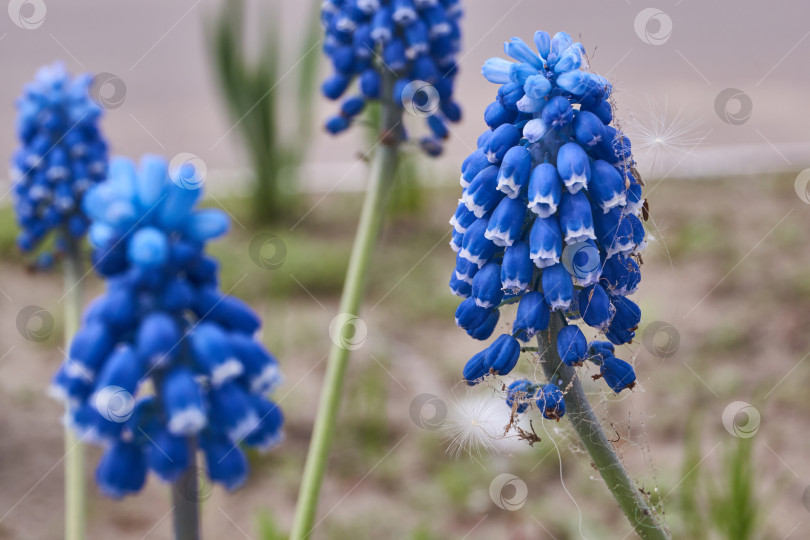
[
  {"xmin": 320, "ymin": 0, "xmax": 463, "ymax": 155},
  {"xmin": 11, "ymin": 62, "xmax": 108, "ymax": 267},
  {"xmin": 449, "ymin": 30, "xmax": 645, "ymax": 398},
  {"xmin": 50, "ymin": 155, "xmax": 284, "ymax": 498}
]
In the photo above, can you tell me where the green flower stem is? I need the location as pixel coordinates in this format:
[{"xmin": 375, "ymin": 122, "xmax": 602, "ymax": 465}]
[
  {"xmin": 290, "ymin": 74, "xmax": 402, "ymax": 540},
  {"xmin": 537, "ymin": 312, "xmax": 670, "ymax": 540},
  {"xmin": 63, "ymin": 239, "xmax": 85, "ymax": 540},
  {"xmin": 172, "ymin": 437, "xmax": 200, "ymax": 540}
]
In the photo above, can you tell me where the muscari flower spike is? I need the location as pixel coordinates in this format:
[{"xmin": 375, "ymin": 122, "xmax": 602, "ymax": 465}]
[
  {"xmin": 49, "ymin": 155, "xmax": 283, "ymax": 498},
  {"xmin": 450, "ymin": 31, "xmax": 647, "ymax": 410},
  {"xmin": 11, "ymin": 62, "xmax": 108, "ymax": 269},
  {"xmin": 320, "ymin": 0, "xmax": 463, "ymax": 155}
]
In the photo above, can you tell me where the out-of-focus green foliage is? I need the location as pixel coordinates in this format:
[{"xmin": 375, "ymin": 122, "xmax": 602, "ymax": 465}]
[
  {"xmin": 206, "ymin": 0, "xmax": 320, "ymax": 224},
  {"xmin": 675, "ymin": 414, "xmax": 762, "ymax": 540}
]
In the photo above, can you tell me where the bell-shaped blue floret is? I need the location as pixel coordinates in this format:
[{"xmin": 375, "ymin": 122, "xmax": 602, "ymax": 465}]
[
  {"xmin": 527, "ymin": 163, "xmax": 562, "ymax": 218},
  {"xmin": 244, "ymin": 396, "xmax": 284, "ymax": 451},
  {"xmin": 558, "ymin": 190, "xmax": 595, "ymax": 244},
  {"xmin": 504, "ymin": 37, "xmax": 542, "ymax": 68},
  {"xmin": 484, "ymin": 123, "xmax": 521, "ymax": 163},
  {"xmin": 184, "ymin": 209, "xmax": 229, "ymax": 243},
  {"xmin": 208, "ymin": 382, "xmax": 260, "ymax": 443},
  {"xmin": 536, "ymin": 383, "xmax": 566, "ymax": 420},
  {"xmin": 162, "ymin": 367, "xmax": 207, "ymax": 436},
  {"xmin": 496, "ymin": 145, "xmax": 532, "ymax": 198},
  {"xmin": 461, "ymin": 165, "xmax": 501, "ymax": 218},
  {"xmin": 509, "ymin": 62, "xmax": 538, "ymax": 85},
  {"xmin": 587, "ymin": 340, "xmax": 615, "ymax": 362},
  {"xmin": 201, "ymin": 434, "xmax": 249, "ymax": 491},
  {"xmin": 573, "ymin": 110, "xmax": 605, "ymax": 148},
  {"xmin": 578, "ymin": 284, "xmax": 612, "ymax": 330},
  {"xmin": 600, "ymin": 356, "xmax": 636, "ymax": 392},
  {"xmin": 555, "ymin": 143, "xmax": 590, "ymax": 194},
  {"xmin": 485, "ymin": 196, "xmax": 526, "ymax": 247},
  {"xmin": 600, "ymin": 254, "xmax": 630, "ymax": 294},
  {"xmin": 195, "ymin": 290, "xmax": 261, "ymax": 335},
  {"xmin": 146, "ymin": 429, "xmax": 189, "ymax": 482},
  {"xmin": 454, "ymin": 255, "xmax": 479, "ymax": 284},
  {"xmin": 324, "ymin": 116, "xmax": 351, "ymax": 135},
  {"xmin": 96, "ymin": 440, "xmax": 147, "ymax": 499},
  {"xmin": 463, "ymin": 350, "xmax": 488, "ymax": 385},
  {"xmin": 229, "ymin": 334, "xmax": 281, "ymax": 394},
  {"xmin": 449, "ymin": 272, "xmax": 471, "ymax": 297},
  {"xmin": 605, "ymin": 296, "xmax": 641, "ymax": 345},
  {"xmin": 471, "ymin": 262, "xmax": 504, "ymax": 309},
  {"xmin": 556, "ymin": 325, "xmax": 588, "ymax": 366},
  {"xmin": 484, "ymin": 100, "xmax": 518, "ymax": 129},
  {"xmin": 554, "ymin": 43, "xmax": 584, "ymax": 73},
  {"xmin": 449, "ymin": 229, "xmax": 463, "ymax": 252},
  {"xmin": 483, "ymin": 334, "xmax": 521, "ymax": 375},
  {"xmin": 529, "ymin": 215, "xmax": 562, "ymax": 268},
  {"xmin": 501, "ymin": 241, "xmax": 533, "ymax": 293},
  {"xmin": 627, "ymin": 213, "xmax": 646, "ymax": 252},
  {"xmin": 128, "ymin": 227, "xmax": 169, "ymax": 269},
  {"xmin": 589, "ymin": 160, "xmax": 627, "ymax": 213},
  {"xmin": 467, "ymin": 308, "xmax": 500, "ymax": 340},
  {"xmin": 541, "ymin": 96, "xmax": 573, "ymax": 128},
  {"xmin": 459, "ymin": 217, "xmax": 497, "ymax": 268},
  {"xmin": 482, "ymin": 57, "xmax": 512, "ymax": 84},
  {"xmin": 497, "ymin": 82, "xmax": 524, "ymax": 110},
  {"xmin": 523, "ymin": 74, "xmax": 551, "ymax": 100},
  {"xmin": 189, "ymin": 322, "xmax": 243, "ymax": 386},
  {"xmin": 533, "ymin": 31, "xmax": 551, "ymax": 60},
  {"xmin": 594, "ymin": 207, "xmax": 635, "ymax": 258},
  {"xmin": 93, "ymin": 345, "xmax": 143, "ymax": 406},
  {"xmin": 506, "ymin": 379, "xmax": 534, "ymax": 413},
  {"xmin": 135, "ymin": 312, "xmax": 180, "ymax": 367},
  {"xmin": 450, "ymin": 202, "xmax": 476, "ymax": 233},
  {"xmin": 68, "ymin": 321, "xmax": 115, "ymax": 376},
  {"xmin": 322, "ymin": 72, "xmax": 352, "ymax": 99},
  {"xmin": 522, "ymin": 117, "xmax": 547, "ymax": 142},
  {"xmin": 541, "ymin": 263, "xmax": 573, "ymax": 310},
  {"xmin": 512, "ymin": 291, "xmax": 550, "ymax": 341},
  {"xmin": 460, "ymin": 149, "xmax": 491, "ymax": 188},
  {"xmin": 585, "ymin": 99, "xmax": 613, "ymax": 124},
  {"xmin": 454, "ymin": 297, "xmax": 491, "ymax": 331}
]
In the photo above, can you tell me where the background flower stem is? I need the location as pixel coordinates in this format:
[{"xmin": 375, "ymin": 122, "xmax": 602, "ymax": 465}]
[
  {"xmin": 289, "ymin": 72, "xmax": 402, "ymax": 540},
  {"xmin": 172, "ymin": 438, "xmax": 200, "ymax": 540},
  {"xmin": 537, "ymin": 312, "xmax": 671, "ymax": 540},
  {"xmin": 63, "ymin": 239, "xmax": 85, "ymax": 540}
]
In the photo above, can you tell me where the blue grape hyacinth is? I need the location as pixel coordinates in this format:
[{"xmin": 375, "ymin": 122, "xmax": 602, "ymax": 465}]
[
  {"xmin": 450, "ymin": 31, "xmax": 647, "ymax": 406},
  {"xmin": 49, "ymin": 155, "xmax": 283, "ymax": 498},
  {"xmin": 320, "ymin": 0, "xmax": 463, "ymax": 155},
  {"xmin": 11, "ymin": 62, "xmax": 108, "ymax": 268}
]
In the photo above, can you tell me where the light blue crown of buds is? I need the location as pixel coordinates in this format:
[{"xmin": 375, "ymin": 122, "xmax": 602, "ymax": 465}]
[
  {"xmin": 49, "ymin": 155, "xmax": 283, "ymax": 498},
  {"xmin": 11, "ymin": 62, "xmax": 108, "ymax": 269},
  {"xmin": 449, "ymin": 31, "xmax": 647, "ymax": 417},
  {"xmin": 320, "ymin": 0, "xmax": 463, "ymax": 155}
]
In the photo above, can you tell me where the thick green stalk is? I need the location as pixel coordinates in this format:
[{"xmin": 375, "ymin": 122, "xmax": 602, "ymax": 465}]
[
  {"xmin": 290, "ymin": 74, "xmax": 402, "ymax": 540},
  {"xmin": 172, "ymin": 438, "xmax": 200, "ymax": 540},
  {"xmin": 63, "ymin": 241, "xmax": 85, "ymax": 540},
  {"xmin": 538, "ymin": 312, "xmax": 670, "ymax": 540}
]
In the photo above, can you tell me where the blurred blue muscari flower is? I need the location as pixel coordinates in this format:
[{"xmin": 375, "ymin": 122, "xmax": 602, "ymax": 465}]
[
  {"xmin": 11, "ymin": 62, "xmax": 108, "ymax": 267},
  {"xmin": 451, "ymin": 31, "xmax": 646, "ymax": 399},
  {"xmin": 49, "ymin": 156, "xmax": 283, "ymax": 498},
  {"xmin": 320, "ymin": 0, "xmax": 463, "ymax": 155}
]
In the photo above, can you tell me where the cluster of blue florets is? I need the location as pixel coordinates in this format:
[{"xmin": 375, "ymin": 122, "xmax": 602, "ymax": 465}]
[
  {"xmin": 320, "ymin": 0, "xmax": 462, "ymax": 155},
  {"xmin": 449, "ymin": 31, "xmax": 647, "ymax": 416},
  {"xmin": 11, "ymin": 62, "xmax": 108, "ymax": 269},
  {"xmin": 49, "ymin": 156, "xmax": 283, "ymax": 498}
]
